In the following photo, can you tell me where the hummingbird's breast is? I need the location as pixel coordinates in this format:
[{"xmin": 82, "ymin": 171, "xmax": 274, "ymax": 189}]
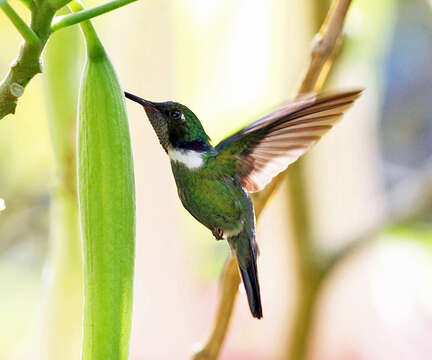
[{"xmin": 170, "ymin": 158, "xmax": 254, "ymax": 234}]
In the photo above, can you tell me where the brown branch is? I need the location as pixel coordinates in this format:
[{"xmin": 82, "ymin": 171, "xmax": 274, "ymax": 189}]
[
  {"xmin": 0, "ymin": 0, "xmax": 136, "ymax": 120},
  {"xmin": 0, "ymin": 2, "xmax": 55, "ymax": 119},
  {"xmin": 192, "ymin": 1, "xmax": 353, "ymax": 359},
  {"xmin": 297, "ymin": 0, "xmax": 351, "ymax": 94},
  {"xmin": 192, "ymin": 258, "xmax": 240, "ymax": 360}
]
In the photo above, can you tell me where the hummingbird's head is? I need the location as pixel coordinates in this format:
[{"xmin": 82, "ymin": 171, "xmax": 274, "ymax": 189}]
[{"xmin": 125, "ymin": 92, "xmax": 211, "ymax": 153}]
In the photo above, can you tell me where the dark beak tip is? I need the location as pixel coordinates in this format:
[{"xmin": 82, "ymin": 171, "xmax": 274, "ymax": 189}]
[
  {"xmin": 124, "ymin": 91, "xmax": 157, "ymax": 113},
  {"xmin": 124, "ymin": 91, "xmax": 141, "ymax": 103}
]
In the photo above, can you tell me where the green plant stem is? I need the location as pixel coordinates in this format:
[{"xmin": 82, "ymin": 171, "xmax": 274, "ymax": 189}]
[
  {"xmin": 285, "ymin": 164, "xmax": 324, "ymax": 360},
  {"xmin": 51, "ymin": 0, "xmax": 137, "ymax": 32},
  {"xmin": 41, "ymin": 16, "xmax": 83, "ymax": 360},
  {"xmin": 288, "ymin": 270, "xmax": 324, "ymax": 360},
  {"xmin": 0, "ymin": 0, "xmax": 40, "ymax": 45},
  {"xmin": 43, "ymin": 188, "xmax": 83, "ymax": 359},
  {"xmin": 68, "ymin": 1, "xmax": 106, "ymax": 58}
]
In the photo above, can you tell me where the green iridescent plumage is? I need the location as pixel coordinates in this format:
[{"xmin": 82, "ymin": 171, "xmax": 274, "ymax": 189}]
[{"xmin": 125, "ymin": 89, "xmax": 362, "ymax": 319}]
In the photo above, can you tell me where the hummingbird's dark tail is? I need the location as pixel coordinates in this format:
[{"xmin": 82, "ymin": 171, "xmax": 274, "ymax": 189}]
[
  {"xmin": 229, "ymin": 230, "xmax": 262, "ymax": 319},
  {"xmin": 238, "ymin": 253, "xmax": 262, "ymax": 319}
]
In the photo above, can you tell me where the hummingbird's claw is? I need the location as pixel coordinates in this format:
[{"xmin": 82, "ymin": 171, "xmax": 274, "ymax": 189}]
[{"xmin": 212, "ymin": 228, "xmax": 224, "ymax": 240}]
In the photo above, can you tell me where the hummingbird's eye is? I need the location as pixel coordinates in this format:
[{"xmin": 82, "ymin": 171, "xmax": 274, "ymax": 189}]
[{"xmin": 169, "ymin": 110, "xmax": 182, "ymax": 120}]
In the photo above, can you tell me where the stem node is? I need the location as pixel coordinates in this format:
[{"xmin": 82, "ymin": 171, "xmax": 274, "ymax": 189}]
[{"xmin": 10, "ymin": 82, "xmax": 24, "ymax": 97}]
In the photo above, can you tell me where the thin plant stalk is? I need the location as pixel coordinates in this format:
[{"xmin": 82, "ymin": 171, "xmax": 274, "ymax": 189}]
[
  {"xmin": 42, "ymin": 17, "xmax": 83, "ymax": 360},
  {"xmin": 51, "ymin": 0, "xmax": 138, "ymax": 32},
  {"xmin": 0, "ymin": 0, "xmax": 40, "ymax": 45}
]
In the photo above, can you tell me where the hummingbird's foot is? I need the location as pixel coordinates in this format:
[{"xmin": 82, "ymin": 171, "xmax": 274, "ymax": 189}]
[{"xmin": 212, "ymin": 227, "xmax": 224, "ymax": 240}]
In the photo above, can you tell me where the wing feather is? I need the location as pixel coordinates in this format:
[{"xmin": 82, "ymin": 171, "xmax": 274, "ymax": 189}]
[{"xmin": 213, "ymin": 89, "xmax": 362, "ymax": 192}]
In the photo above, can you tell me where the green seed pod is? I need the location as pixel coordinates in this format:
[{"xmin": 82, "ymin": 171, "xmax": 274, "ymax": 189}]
[{"xmin": 74, "ymin": 4, "xmax": 135, "ymax": 359}]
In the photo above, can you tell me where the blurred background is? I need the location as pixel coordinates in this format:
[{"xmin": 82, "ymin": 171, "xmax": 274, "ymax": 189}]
[{"xmin": 1, "ymin": 0, "xmax": 432, "ymax": 359}]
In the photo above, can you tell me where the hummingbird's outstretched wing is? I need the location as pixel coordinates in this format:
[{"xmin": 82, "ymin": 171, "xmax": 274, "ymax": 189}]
[{"xmin": 213, "ymin": 89, "xmax": 362, "ymax": 192}]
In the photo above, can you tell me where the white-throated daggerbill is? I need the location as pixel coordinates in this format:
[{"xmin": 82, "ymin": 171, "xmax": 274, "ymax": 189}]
[{"xmin": 125, "ymin": 89, "xmax": 362, "ymax": 319}]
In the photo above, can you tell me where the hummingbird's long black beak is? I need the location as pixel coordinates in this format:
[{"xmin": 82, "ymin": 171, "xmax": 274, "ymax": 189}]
[{"xmin": 124, "ymin": 91, "xmax": 157, "ymax": 110}]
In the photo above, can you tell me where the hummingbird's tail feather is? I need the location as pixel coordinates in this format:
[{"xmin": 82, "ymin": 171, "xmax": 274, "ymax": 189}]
[
  {"xmin": 238, "ymin": 253, "xmax": 262, "ymax": 319},
  {"xmin": 229, "ymin": 230, "xmax": 262, "ymax": 319}
]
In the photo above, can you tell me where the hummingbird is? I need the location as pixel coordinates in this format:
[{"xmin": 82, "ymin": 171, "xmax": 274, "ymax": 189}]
[{"xmin": 125, "ymin": 89, "xmax": 362, "ymax": 318}]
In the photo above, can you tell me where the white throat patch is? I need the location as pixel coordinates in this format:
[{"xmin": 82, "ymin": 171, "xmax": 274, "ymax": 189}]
[{"xmin": 168, "ymin": 149, "xmax": 204, "ymax": 169}]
